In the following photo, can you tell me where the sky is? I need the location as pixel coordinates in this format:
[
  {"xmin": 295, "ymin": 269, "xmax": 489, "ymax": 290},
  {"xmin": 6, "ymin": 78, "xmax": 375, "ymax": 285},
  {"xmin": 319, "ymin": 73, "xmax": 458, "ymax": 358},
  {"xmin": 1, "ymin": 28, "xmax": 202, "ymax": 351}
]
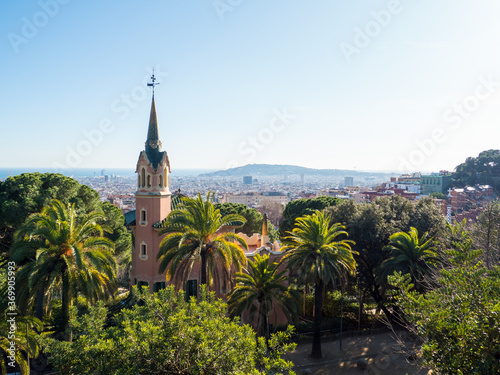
[{"xmin": 1, "ymin": 1, "xmax": 500, "ymax": 174}]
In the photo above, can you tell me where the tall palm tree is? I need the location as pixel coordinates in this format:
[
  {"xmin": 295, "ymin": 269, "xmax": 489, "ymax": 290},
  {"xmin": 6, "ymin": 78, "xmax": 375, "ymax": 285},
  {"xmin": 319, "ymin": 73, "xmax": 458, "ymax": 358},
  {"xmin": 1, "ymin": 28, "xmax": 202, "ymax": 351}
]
[
  {"xmin": 158, "ymin": 192, "xmax": 248, "ymax": 291},
  {"xmin": 380, "ymin": 227, "xmax": 440, "ymax": 293},
  {"xmin": 11, "ymin": 199, "xmax": 117, "ymax": 338},
  {"xmin": 281, "ymin": 210, "xmax": 356, "ymax": 358},
  {"xmin": 227, "ymin": 253, "xmax": 300, "ymax": 339}
]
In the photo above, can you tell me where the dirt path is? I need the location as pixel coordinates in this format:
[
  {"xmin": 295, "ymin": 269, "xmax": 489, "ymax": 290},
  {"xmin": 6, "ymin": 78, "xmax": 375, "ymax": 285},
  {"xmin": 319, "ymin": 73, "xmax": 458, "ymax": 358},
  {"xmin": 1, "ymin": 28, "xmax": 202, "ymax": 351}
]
[{"xmin": 285, "ymin": 331, "xmax": 431, "ymax": 375}]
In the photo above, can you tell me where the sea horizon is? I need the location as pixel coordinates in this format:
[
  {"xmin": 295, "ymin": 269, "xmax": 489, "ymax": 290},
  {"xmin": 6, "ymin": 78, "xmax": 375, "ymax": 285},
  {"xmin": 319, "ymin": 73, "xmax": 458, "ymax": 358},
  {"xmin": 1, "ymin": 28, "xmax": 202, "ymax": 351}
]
[{"xmin": 0, "ymin": 168, "xmax": 216, "ymax": 180}]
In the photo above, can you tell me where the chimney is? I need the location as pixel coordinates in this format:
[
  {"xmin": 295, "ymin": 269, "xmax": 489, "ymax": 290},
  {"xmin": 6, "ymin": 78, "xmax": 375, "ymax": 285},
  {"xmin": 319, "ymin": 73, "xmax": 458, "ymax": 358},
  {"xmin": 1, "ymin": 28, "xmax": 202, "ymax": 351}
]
[{"xmin": 261, "ymin": 213, "xmax": 270, "ymax": 247}]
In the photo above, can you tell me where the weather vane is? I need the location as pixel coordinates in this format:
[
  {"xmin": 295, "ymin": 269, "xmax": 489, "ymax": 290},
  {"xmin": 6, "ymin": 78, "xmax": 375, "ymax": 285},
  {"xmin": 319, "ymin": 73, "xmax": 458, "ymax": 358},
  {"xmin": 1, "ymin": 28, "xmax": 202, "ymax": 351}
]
[{"xmin": 147, "ymin": 69, "xmax": 159, "ymax": 96}]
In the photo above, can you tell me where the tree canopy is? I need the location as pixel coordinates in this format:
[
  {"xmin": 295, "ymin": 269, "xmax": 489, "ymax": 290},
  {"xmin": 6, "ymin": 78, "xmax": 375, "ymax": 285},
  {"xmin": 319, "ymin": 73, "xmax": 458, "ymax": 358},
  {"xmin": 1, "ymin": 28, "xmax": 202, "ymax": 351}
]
[
  {"xmin": 0, "ymin": 173, "xmax": 130, "ymax": 262},
  {"xmin": 325, "ymin": 196, "xmax": 445, "ymax": 319},
  {"xmin": 11, "ymin": 199, "xmax": 117, "ymax": 337},
  {"xmin": 279, "ymin": 196, "xmax": 341, "ymax": 237},
  {"xmin": 228, "ymin": 253, "xmax": 300, "ymax": 339},
  {"xmin": 42, "ymin": 286, "xmax": 296, "ymax": 375},
  {"xmin": 391, "ymin": 258, "xmax": 500, "ymax": 374},
  {"xmin": 158, "ymin": 193, "xmax": 248, "ymax": 290},
  {"xmin": 452, "ymin": 149, "xmax": 500, "ymax": 189}
]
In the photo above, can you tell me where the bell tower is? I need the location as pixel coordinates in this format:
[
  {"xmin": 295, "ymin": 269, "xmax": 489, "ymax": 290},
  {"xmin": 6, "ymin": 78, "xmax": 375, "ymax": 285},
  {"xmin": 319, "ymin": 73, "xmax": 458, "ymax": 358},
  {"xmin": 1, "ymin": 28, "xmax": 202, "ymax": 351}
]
[{"xmin": 131, "ymin": 72, "xmax": 171, "ymax": 292}]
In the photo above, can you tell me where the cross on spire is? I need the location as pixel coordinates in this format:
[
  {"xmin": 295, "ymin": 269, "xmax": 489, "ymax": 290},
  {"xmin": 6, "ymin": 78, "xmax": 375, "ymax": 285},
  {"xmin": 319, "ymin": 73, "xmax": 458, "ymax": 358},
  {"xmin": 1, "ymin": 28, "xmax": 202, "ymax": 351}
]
[{"xmin": 147, "ymin": 70, "xmax": 160, "ymax": 96}]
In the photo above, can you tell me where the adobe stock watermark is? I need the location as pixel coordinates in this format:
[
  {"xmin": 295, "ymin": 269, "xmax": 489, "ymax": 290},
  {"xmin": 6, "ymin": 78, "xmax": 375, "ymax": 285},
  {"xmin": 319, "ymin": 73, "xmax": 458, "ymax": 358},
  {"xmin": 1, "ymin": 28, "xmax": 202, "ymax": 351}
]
[
  {"xmin": 51, "ymin": 66, "xmax": 169, "ymax": 170},
  {"xmin": 7, "ymin": 0, "xmax": 71, "ymax": 54},
  {"xmin": 226, "ymin": 107, "xmax": 296, "ymax": 170},
  {"xmin": 6, "ymin": 262, "xmax": 17, "ymax": 369},
  {"xmin": 339, "ymin": 0, "xmax": 407, "ymax": 63},
  {"xmin": 213, "ymin": 0, "xmax": 243, "ymax": 21},
  {"xmin": 398, "ymin": 75, "xmax": 500, "ymax": 171}
]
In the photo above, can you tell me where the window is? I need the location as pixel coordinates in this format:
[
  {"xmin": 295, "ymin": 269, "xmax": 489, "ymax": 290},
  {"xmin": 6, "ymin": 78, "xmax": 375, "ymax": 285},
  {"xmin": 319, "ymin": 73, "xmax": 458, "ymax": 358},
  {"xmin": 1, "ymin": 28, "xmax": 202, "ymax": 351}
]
[
  {"xmin": 137, "ymin": 281, "xmax": 148, "ymax": 288},
  {"xmin": 140, "ymin": 209, "xmax": 147, "ymax": 225},
  {"xmin": 147, "ymin": 175, "xmax": 151, "ymax": 188},
  {"xmin": 137, "ymin": 175, "xmax": 140, "ymax": 188},
  {"xmin": 164, "ymin": 168, "xmax": 168, "ymax": 187},
  {"xmin": 159, "ymin": 174, "xmax": 163, "ymax": 187},
  {"xmin": 186, "ymin": 279, "xmax": 197, "ymax": 300},
  {"xmin": 141, "ymin": 168, "xmax": 146, "ymax": 188},
  {"xmin": 153, "ymin": 282, "xmax": 166, "ymax": 292},
  {"xmin": 140, "ymin": 243, "xmax": 147, "ymax": 259}
]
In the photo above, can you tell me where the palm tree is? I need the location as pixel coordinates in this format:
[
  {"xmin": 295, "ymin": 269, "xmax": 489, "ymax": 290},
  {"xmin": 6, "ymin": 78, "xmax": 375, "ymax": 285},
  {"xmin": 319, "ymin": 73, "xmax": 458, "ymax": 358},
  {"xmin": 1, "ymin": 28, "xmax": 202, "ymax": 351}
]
[
  {"xmin": 380, "ymin": 227, "xmax": 440, "ymax": 293},
  {"xmin": 227, "ymin": 253, "xmax": 300, "ymax": 339},
  {"xmin": 11, "ymin": 199, "xmax": 117, "ymax": 338},
  {"xmin": 158, "ymin": 192, "xmax": 248, "ymax": 291},
  {"xmin": 281, "ymin": 210, "xmax": 356, "ymax": 358}
]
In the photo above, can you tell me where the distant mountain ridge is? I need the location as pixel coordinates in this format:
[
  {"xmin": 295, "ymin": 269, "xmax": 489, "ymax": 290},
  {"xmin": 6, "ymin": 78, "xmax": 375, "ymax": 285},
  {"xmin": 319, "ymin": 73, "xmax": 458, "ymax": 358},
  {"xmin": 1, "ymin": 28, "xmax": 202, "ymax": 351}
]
[{"xmin": 198, "ymin": 164, "xmax": 393, "ymax": 178}]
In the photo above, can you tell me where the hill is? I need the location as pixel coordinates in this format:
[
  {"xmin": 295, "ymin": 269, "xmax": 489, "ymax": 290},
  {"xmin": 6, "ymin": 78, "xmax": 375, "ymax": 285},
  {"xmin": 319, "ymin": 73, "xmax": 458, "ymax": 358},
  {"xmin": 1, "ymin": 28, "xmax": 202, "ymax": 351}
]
[{"xmin": 198, "ymin": 164, "xmax": 392, "ymax": 179}]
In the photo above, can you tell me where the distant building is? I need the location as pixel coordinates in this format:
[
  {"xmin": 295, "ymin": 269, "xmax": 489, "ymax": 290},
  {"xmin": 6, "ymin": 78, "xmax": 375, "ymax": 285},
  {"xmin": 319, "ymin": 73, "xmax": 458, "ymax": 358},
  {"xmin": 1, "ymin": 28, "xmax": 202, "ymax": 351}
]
[
  {"xmin": 344, "ymin": 176, "xmax": 354, "ymax": 186},
  {"xmin": 353, "ymin": 188, "xmax": 419, "ymax": 203},
  {"xmin": 390, "ymin": 172, "xmax": 421, "ymax": 184},
  {"xmin": 222, "ymin": 192, "xmax": 289, "ymax": 207},
  {"xmin": 243, "ymin": 175, "xmax": 252, "ymax": 185},
  {"xmin": 421, "ymin": 173, "xmax": 451, "ymax": 195}
]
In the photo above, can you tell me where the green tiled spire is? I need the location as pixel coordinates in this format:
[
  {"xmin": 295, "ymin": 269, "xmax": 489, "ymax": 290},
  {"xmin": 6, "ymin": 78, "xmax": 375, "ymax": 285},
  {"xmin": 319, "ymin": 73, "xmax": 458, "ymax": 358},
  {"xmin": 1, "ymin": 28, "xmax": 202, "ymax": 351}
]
[{"xmin": 147, "ymin": 96, "xmax": 159, "ymax": 143}]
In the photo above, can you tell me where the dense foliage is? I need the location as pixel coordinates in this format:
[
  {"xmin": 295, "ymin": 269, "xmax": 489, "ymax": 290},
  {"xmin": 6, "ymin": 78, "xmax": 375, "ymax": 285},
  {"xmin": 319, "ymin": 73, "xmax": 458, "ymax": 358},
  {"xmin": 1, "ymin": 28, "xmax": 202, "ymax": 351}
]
[
  {"xmin": 42, "ymin": 286, "xmax": 296, "ymax": 375},
  {"xmin": 279, "ymin": 196, "xmax": 341, "ymax": 237},
  {"xmin": 325, "ymin": 196, "xmax": 445, "ymax": 319},
  {"xmin": 391, "ymin": 259, "xmax": 500, "ymax": 374},
  {"xmin": 451, "ymin": 149, "xmax": 500, "ymax": 189},
  {"xmin": 11, "ymin": 199, "xmax": 117, "ymax": 338},
  {"xmin": 0, "ymin": 173, "xmax": 131, "ymax": 263}
]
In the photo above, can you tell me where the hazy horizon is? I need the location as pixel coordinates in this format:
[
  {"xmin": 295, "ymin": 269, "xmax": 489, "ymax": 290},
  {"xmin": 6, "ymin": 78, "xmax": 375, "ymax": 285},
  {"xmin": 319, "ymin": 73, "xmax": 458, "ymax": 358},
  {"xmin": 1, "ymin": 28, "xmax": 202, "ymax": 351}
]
[{"xmin": 0, "ymin": 163, "xmax": 442, "ymax": 181}]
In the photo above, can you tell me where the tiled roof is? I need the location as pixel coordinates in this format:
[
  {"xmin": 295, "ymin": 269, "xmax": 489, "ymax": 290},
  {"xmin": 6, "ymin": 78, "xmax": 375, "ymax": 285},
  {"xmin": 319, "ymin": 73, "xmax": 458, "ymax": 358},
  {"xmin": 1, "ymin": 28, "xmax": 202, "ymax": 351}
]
[{"xmin": 144, "ymin": 97, "xmax": 167, "ymax": 169}]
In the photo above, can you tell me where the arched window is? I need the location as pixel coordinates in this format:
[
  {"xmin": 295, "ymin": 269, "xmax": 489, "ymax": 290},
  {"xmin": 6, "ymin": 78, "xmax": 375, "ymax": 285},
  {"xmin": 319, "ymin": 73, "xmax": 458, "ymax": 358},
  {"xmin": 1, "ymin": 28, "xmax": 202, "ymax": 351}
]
[
  {"xmin": 141, "ymin": 168, "xmax": 145, "ymax": 188},
  {"xmin": 147, "ymin": 175, "xmax": 151, "ymax": 188},
  {"xmin": 159, "ymin": 174, "xmax": 163, "ymax": 187},
  {"xmin": 164, "ymin": 167, "xmax": 168, "ymax": 187}
]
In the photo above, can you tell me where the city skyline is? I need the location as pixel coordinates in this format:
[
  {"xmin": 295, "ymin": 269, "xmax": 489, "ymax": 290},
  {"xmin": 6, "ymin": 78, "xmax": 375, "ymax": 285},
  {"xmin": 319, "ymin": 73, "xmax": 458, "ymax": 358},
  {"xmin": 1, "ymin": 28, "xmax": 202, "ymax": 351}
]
[{"xmin": 2, "ymin": 1, "xmax": 500, "ymax": 173}]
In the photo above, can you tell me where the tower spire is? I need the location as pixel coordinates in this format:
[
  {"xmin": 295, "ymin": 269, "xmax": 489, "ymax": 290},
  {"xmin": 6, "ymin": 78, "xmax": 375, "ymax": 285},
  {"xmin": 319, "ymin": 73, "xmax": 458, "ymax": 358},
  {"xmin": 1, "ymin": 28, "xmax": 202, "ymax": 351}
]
[{"xmin": 144, "ymin": 71, "xmax": 164, "ymax": 169}]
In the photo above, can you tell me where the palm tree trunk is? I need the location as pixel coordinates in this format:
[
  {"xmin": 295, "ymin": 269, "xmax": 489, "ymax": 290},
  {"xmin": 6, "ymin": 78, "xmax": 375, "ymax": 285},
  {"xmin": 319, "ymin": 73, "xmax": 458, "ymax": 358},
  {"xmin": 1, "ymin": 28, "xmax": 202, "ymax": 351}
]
[
  {"xmin": 258, "ymin": 298, "xmax": 269, "ymax": 340},
  {"xmin": 35, "ymin": 280, "xmax": 46, "ymax": 321},
  {"xmin": 200, "ymin": 250, "xmax": 207, "ymax": 287},
  {"xmin": 61, "ymin": 271, "xmax": 71, "ymax": 341},
  {"xmin": 311, "ymin": 279, "xmax": 324, "ymax": 358}
]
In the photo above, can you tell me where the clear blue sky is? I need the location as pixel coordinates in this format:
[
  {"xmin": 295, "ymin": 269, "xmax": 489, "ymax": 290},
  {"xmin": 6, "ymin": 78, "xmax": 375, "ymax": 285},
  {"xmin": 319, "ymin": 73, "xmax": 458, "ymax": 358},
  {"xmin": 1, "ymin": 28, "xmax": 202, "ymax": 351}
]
[{"xmin": 2, "ymin": 0, "xmax": 500, "ymax": 173}]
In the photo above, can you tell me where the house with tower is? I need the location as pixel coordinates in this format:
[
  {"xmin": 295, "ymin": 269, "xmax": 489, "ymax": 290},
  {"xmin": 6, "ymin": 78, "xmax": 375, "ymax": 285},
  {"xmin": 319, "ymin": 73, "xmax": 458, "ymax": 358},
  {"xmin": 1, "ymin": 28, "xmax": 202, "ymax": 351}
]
[{"xmin": 129, "ymin": 74, "xmax": 283, "ymax": 298}]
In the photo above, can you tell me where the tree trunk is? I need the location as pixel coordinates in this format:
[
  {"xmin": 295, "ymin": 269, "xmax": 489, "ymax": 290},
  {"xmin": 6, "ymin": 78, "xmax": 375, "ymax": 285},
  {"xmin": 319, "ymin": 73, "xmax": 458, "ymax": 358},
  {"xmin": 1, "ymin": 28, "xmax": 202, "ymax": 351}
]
[
  {"xmin": 258, "ymin": 297, "xmax": 269, "ymax": 341},
  {"xmin": 61, "ymin": 271, "xmax": 71, "ymax": 341},
  {"xmin": 200, "ymin": 249, "xmax": 207, "ymax": 287},
  {"xmin": 311, "ymin": 279, "xmax": 324, "ymax": 358},
  {"xmin": 35, "ymin": 280, "xmax": 46, "ymax": 321}
]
